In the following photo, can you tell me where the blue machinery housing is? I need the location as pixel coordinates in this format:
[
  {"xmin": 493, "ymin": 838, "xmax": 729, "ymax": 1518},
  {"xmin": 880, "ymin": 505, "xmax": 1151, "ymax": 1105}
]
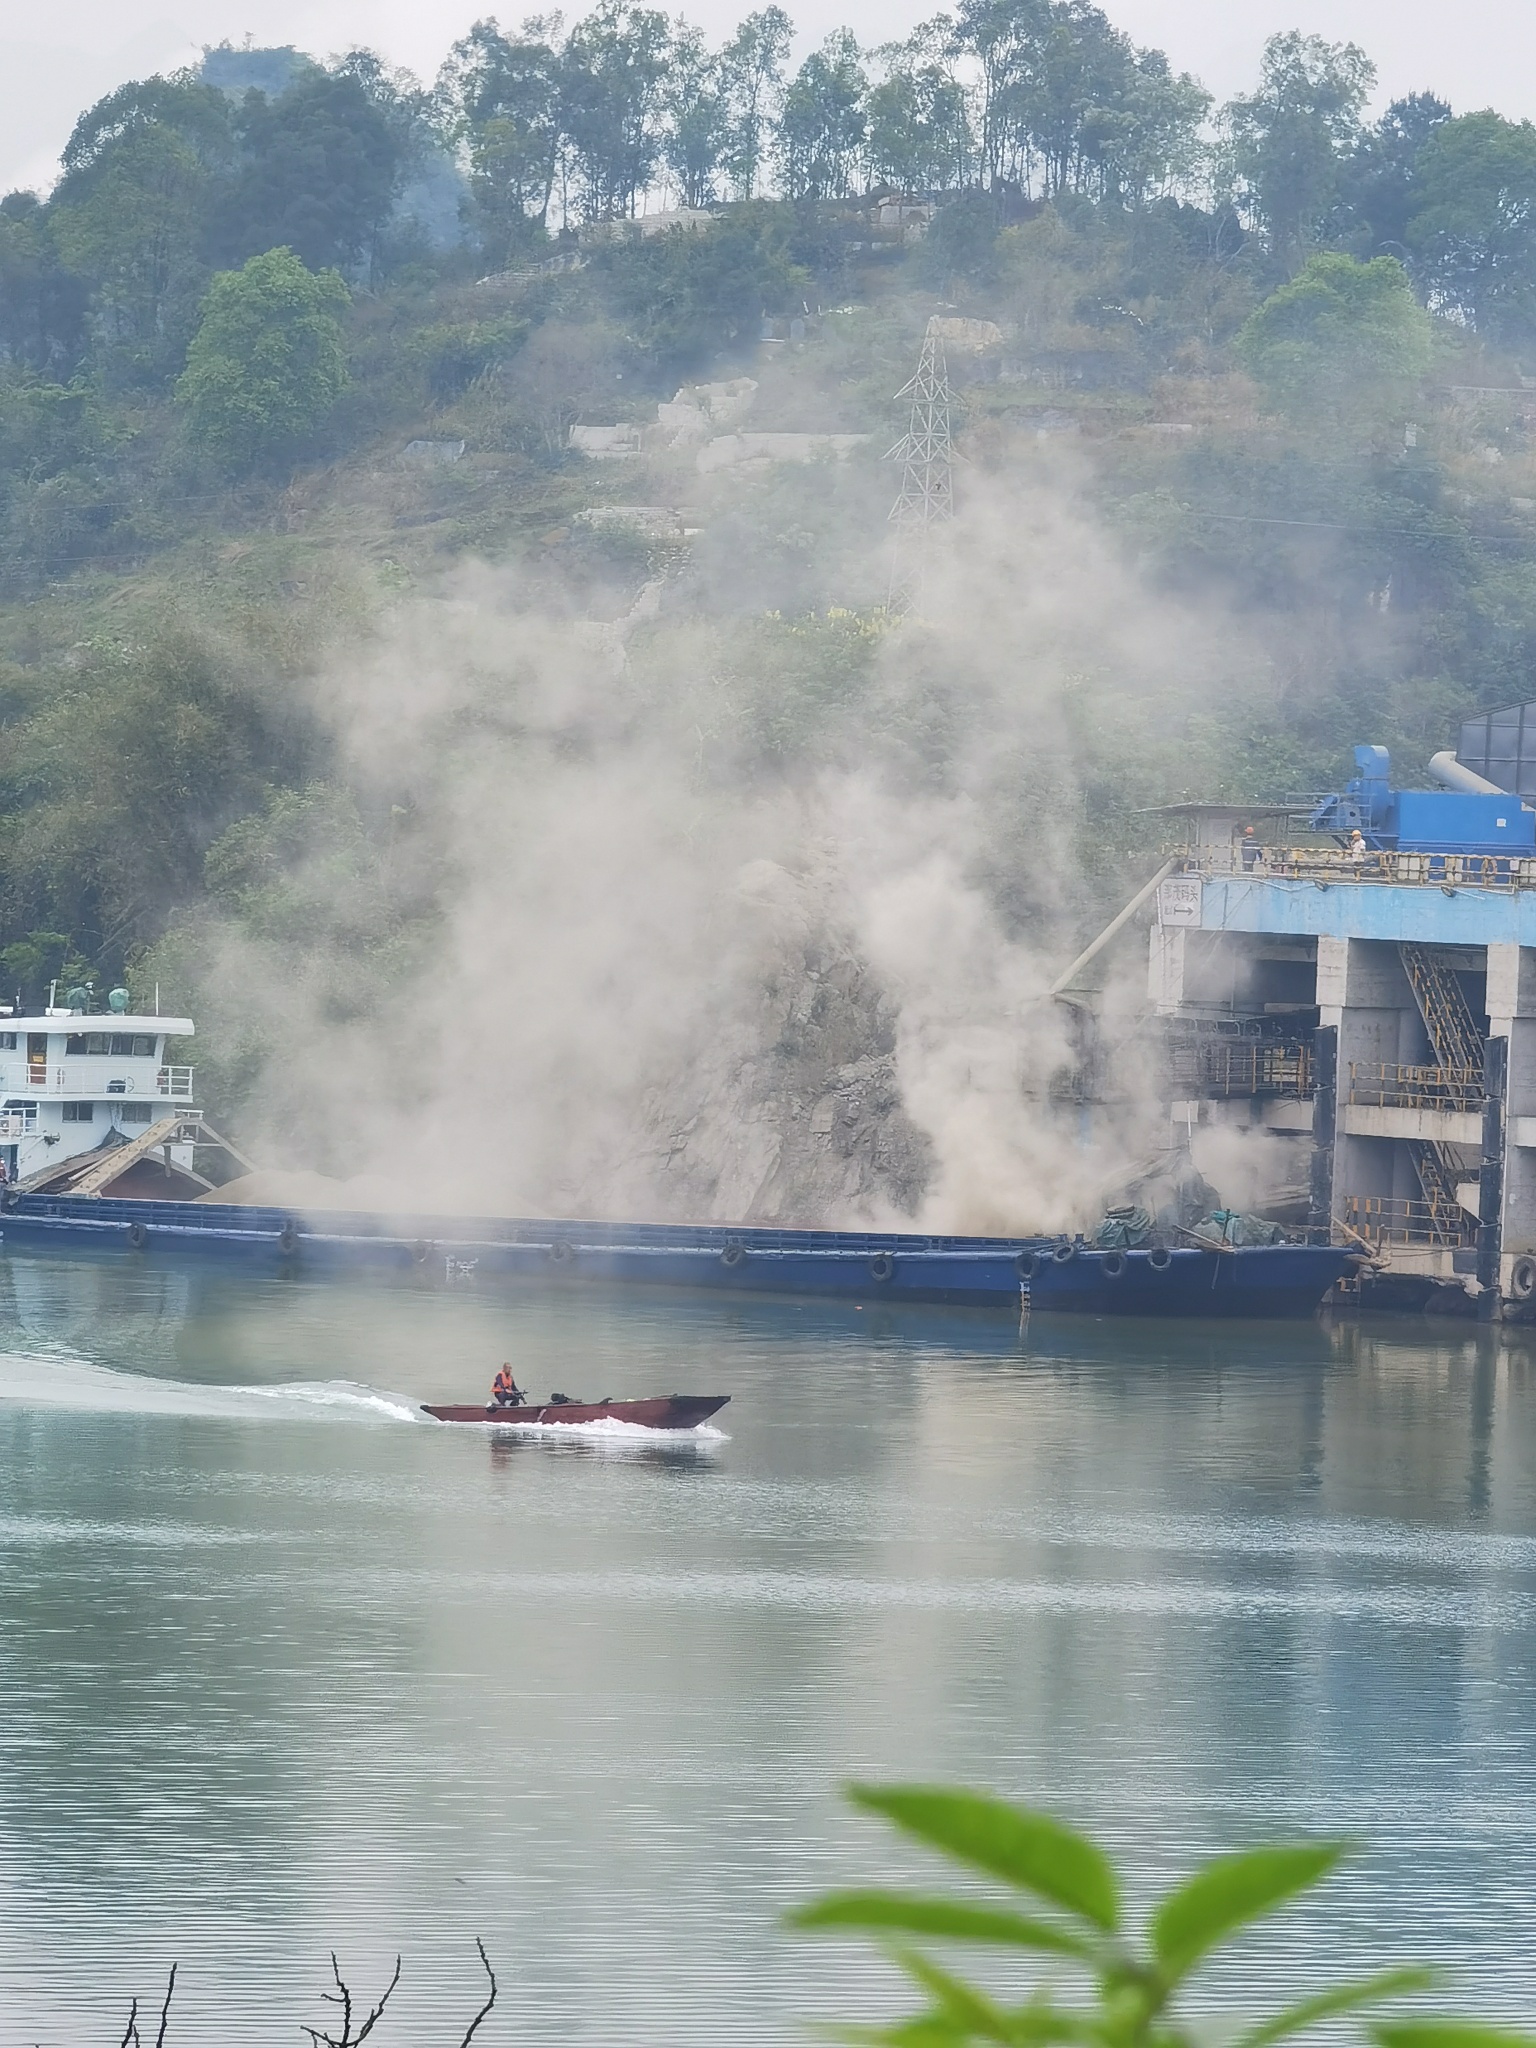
[
  {"xmin": 1311, "ymin": 745, "xmax": 1536, "ymax": 855},
  {"xmin": 0, "ymin": 1193, "xmax": 1357, "ymax": 1317}
]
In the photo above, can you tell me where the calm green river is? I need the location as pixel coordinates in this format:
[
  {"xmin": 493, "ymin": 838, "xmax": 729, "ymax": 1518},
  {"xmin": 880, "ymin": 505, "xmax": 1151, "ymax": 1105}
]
[{"xmin": 1, "ymin": 1253, "xmax": 1535, "ymax": 2043}]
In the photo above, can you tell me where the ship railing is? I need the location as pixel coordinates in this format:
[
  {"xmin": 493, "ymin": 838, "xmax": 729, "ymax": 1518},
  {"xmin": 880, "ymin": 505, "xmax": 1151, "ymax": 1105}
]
[
  {"xmin": 1177, "ymin": 846, "xmax": 1536, "ymax": 891},
  {"xmin": 1346, "ymin": 1061, "xmax": 1485, "ymax": 1113},
  {"xmin": 1341, "ymin": 1194, "xmax": 1476, "ymax": 1248},
  {"xmin": 0, "ymin": 1066, "xmax": 194, "ymax": 1098}
]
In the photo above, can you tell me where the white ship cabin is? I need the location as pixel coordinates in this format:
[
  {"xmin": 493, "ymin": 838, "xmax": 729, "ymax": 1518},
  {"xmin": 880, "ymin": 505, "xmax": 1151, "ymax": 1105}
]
[{"xmin": 0, "ymin": 998, "xmax": 200, "ymax": 1196}]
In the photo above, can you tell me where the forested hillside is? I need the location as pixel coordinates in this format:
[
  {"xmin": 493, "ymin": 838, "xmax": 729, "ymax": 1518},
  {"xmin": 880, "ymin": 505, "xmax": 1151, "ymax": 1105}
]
[{"xmin": 5, "ymin": 2, "xmax": 1536, "ymax": 1217}]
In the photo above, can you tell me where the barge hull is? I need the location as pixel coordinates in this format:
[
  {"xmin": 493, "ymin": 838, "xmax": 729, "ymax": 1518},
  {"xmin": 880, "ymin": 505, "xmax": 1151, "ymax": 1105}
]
[
  {"xmin": 1024, "ymin": 1244, "xmax": 1360, "ymax": 1316},
  {"xmin": 0, "ymin": 1196, "xmax": 1354, "ymax": 1317},
  {"xmin": 0, "ymin": 1195, "xmax": 1030, "ymax": 1306}
]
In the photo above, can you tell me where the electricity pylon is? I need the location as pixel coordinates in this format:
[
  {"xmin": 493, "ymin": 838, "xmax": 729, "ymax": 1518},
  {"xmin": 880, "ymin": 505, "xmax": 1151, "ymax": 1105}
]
[{"xmin": 885, "ymin": 316, "xmax": 954, "ymax": 617}]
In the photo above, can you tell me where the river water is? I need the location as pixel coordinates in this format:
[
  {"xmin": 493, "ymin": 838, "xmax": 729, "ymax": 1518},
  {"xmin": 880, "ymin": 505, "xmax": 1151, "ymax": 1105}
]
[{"xmin": 2, "ymin": 1252, "xmax": 1536, "ymax": 2044}]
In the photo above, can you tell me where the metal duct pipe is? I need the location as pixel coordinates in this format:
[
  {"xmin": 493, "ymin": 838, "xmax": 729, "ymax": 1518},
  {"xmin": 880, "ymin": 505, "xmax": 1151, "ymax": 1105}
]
[
  {"xmin": 1427, "ymin": 749, "xmax": 1503, "ymax": 795},
  {"xmin": 1049, "ymin": 858, "xmax": 1176, "ymax": 997}
]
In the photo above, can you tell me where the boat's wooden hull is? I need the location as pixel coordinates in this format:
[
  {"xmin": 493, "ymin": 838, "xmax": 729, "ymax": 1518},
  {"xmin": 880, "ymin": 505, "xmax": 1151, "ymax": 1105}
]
[{"xmin": 422, "ymin": 1395, "xmax": 729, "ymax": 1429}]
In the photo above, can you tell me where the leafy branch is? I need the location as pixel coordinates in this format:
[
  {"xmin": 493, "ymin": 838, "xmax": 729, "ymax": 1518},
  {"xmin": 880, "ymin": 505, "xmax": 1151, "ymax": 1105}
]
[{"xmin": 789, "ymin": 1785, "xmax": 1460, "ymax": 2048}]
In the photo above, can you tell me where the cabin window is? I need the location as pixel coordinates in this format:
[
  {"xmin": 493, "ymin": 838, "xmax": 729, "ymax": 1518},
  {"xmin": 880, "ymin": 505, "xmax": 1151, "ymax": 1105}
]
[
  {"xmin": 65, "ymin": 1032, "xmax": 156, "ymax": 1056},
  {"xmin": 0, "ymin": 1034, "xmax": 15, "ymax": 1051},
  {"xmin": 62, "ymin": 1101, "xmax": 93, "ymax": 1122},
  {"xmin": 119, "ymin": 1103, "xmax": 152, "ymax": 1124}
]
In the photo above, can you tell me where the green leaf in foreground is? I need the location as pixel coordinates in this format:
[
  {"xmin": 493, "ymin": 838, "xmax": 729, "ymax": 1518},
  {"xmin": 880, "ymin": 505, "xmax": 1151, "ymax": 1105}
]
[
  {"xmin": 790, "ymin": 1891, "xmax": 1097, "ymax": 1958},
  {"xmin": 1151, "ymin": 1843, "xmax": 1348, "ymax": 1979},
  {"xmin": 799, "ymin": 1785, "xmax": 1440, "ymax": 2048},
  {"xmin": 849, "ymin": 1788, "xmax": 1120, "ymax": 1932},
  {"xmin": 1233, "ymin": 1969, "xmax": 1439, "ymax": 2048},
  {"xmin": 1376, "ymin": 2027, "xmax": 1536, "ymax": 2048},
  {"xmin": 893, "ymin": 1948, "xmax": 1018, "ymax": 2043}
]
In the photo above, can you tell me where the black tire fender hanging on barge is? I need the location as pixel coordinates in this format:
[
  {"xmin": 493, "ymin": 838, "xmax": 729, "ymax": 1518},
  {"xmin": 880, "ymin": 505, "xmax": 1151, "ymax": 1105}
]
[
  {"xmin": 1051, "ymin": 1240, "xmax": 1078, "ymax": 1264},
  {"xmin": 869, "ymin": 1252, "xmax": 895, "ymax": 1281},
  {"xmin": 277, "ymin": 1219, "xmax": 299, "ymax": 1255},
  {"xmin": 547, "ymin": 1238, "xmax": 574, "ymax": 1265},
  {"xmin": 1016, "ymin": 1249, "xmax": 1039, "ymax": 1280},
  {"xmin": 720, "ymin": 1237, "xmax": 745, "ymax": 1268},
  {"xmin": 125, "ymin": 1220, "xmax": 148, "ymax": 1250},
  {"xmin": 1148, "ymin": 1245, "xmax": 1172, "ymax": 1270},
  {"xmin": 1102, "ymin": 1250, "xmax": 1127, "ymax": 1279},
  {"xmin": 1512, "ymin": 1255, "xmax": 1536, "ymax": 1302}
]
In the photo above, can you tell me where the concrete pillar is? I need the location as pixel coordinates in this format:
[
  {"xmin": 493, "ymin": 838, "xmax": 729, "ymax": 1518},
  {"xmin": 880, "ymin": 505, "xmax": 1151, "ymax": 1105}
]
[
  {"xmin": 1148, "ymin": 926, "xmax": 1186, "ymax": 1014},
  {"xmin": 1478, "ymin": 1033, "xmax": 1507, "ymax": 1316},
  {"xmin": 1315, "ymin": 934, "xmax": 1348, "ymax": 1030},
  {"xmin": 1485, "ymin": 941, "xmax": 1536, "ymax": 1265},
  {"xmin": 1309, "ymin": 1026, "xmax": 1336, "ymax": 1232},
  {"xmin": 1322, "ymin": 940, "xmax": 1430, "ymax": 1230}
]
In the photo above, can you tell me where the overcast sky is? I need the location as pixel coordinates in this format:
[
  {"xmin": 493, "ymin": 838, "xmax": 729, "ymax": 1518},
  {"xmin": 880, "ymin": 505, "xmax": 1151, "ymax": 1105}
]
[{"xmin": 4, "ymin": 0, "xmax": 1534, "ymax": 195}]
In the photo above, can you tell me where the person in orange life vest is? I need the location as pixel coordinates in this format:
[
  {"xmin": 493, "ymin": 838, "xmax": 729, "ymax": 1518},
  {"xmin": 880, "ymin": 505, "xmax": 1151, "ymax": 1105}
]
[{"xmin": 489, "ymin": 1363, "xmax": 525, "ymax": 1408}]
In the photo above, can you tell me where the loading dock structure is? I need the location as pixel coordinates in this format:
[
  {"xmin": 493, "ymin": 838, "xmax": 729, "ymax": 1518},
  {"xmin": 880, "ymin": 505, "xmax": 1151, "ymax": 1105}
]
[{"xmin": 1149, "ymin": 773, "xmax": 1536, "ymax": 1312}]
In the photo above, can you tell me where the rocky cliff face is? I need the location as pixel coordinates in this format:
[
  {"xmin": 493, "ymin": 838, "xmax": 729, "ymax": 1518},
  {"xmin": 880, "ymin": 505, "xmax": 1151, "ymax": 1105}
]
[{"xmin": 633, "ymin": 867, "xmax": 932, "ymax": 1225}]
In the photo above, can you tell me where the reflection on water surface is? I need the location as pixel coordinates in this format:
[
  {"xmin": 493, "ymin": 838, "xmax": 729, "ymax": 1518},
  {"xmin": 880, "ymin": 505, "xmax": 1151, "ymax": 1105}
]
[{"xmin": 1, "ymin": 1252, "xmax": 1535, "ymax": 2043}]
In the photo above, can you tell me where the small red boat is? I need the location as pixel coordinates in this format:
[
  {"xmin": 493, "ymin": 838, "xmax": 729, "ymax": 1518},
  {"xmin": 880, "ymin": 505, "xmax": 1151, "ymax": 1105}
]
[{"xmin": 422, "ymin": 1394, "xmax": 729, "ymax": 1429}]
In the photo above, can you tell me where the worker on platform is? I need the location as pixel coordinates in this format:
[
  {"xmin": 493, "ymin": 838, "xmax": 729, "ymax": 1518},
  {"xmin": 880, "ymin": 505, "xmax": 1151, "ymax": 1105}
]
[
  {"xmin": 1241, "ymin": 825, "xmax": 1263, "ymax": 870},
  {"xmin": 489, "ymin": 1363, "xmax": 525, "ymax": 1408},
  {"xmin": 1349, "ymin": 827, "xmax": 1367, "ymax": 871}
]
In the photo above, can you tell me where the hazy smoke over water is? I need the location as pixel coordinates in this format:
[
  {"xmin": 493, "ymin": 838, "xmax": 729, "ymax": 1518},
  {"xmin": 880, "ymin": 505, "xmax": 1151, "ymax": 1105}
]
[{"xmin": 194, "ymin": 464, "xmax": 1250, "ymax": 1232}]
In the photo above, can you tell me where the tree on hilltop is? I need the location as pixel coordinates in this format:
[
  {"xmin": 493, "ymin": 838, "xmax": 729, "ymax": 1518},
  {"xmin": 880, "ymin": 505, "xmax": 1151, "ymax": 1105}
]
[
  {"xmin": 777, "ymin": 33, "xmax": 869, "ymax": 201},
  {"xmin": 215, "ymin": 69, "xmax": 405, "ymax": 273},
  {"xmin": 1407, "ymin": 110, "xmax": 1536, "ymax": 348},
  {"xmin": 558, "ymin": 1, "xmax": 673, "ymax": 219},
  {"xmin": 175, "ymin": 246, "xmax": 349, "ymax": 470},
  {"xmin": 1236, "ymin": 251, "xmax": 1433, "ymax": 429},
  {"xmin": 1222, "ymin": 32, "xmax": 1375, "ymax": 268}
]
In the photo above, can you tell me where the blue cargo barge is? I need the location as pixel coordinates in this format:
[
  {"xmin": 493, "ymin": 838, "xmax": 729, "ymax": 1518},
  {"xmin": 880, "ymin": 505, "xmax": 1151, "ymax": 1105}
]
[
  {"xmin": 1020, "ymin": 1241, "xmax": 1359, "ymax": 1317},
  {"xmin": 0, "ymin": 1193, "xmax": 1357, "ymax": 1316}
]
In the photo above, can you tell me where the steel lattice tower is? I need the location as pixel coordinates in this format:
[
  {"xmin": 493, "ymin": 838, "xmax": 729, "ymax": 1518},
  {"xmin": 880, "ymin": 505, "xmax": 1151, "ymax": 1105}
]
[{"xmin": 885, "ymin": 317, "xmax": 954, "ymax": 616}]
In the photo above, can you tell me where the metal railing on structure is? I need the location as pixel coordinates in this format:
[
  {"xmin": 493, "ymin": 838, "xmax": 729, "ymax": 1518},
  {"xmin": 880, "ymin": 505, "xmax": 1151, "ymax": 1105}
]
[
  {"xmin": 1167, "ymin": 1037, "xmax": 1312, "ymax": 1098},
  {"xmin": 1346, "ymin": 1061, "xmax": 1484, "ymax": 1112},
  {"xmin": 2, "ymin": 1066, "xmax": 193, "ymax": 1099},
  {"xmin": 1178, "ymin": 846, "xmax": 1536, "ymax": 890},
  {"xmin": 1342, "ymin": 1194, "xmax": 1476, "ymax": 1248},
  {"xmin": 1, "ymin": 1073, "xmax": 193, "ymax": 1105}
]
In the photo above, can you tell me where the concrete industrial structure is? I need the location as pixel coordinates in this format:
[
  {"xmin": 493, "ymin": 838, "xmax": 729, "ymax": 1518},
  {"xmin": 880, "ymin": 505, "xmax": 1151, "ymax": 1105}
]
[{"xmin": 1147, "ymin": 722, "xmax": 1536, "ymax": 1314}]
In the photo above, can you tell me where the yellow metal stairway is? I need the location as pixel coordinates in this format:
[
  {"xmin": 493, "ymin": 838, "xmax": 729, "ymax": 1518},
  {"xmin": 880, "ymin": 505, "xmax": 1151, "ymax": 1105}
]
[
  {"xmin": 1406, "ymin": 1138, "xmax": 1474, "ymax": 1243},
  {"xmin": 1399, "ymin": 944, "xmax": 1484, "ymax": 1072},
  {"xmin": 1397, "ymin": 943, "xmax": 1484, "ymax": 1239}
]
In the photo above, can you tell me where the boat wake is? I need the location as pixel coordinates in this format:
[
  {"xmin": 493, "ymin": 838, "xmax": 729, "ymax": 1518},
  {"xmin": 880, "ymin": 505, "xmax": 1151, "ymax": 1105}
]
[
  {"xmin": 0, "ymin": 1348, "xmax": 420, "ymax": 1423},
  {"xmin": 483, "ymin": 1415, "xmax": 729, "ymax": 1443}
]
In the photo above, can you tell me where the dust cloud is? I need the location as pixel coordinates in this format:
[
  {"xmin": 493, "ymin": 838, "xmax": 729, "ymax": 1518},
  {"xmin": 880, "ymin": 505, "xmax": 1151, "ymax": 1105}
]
[{"xmin": 188, "ymin": 460, "xmax": 1257, "ymax": 1232}]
